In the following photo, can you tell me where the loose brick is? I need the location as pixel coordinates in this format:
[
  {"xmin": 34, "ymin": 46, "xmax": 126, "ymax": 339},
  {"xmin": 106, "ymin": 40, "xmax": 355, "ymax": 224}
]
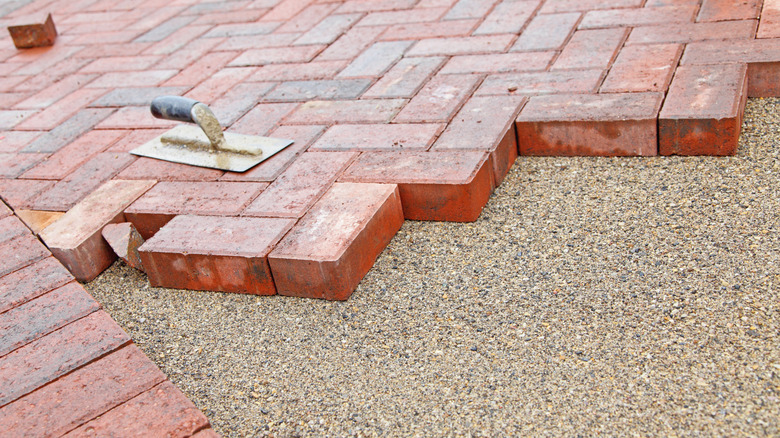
[
  {"xmin": 433, "ymin": 95, "xmax": 525, "ymax": 187},
  {"xmin": 27, "ymin": 152, "xmax": 137, "ymax": 212},
  {"xmin": 510, "ymin": 12, "xmax": 580, "ymax": 52},
  {"xmin": 363, "ymin": 56, "xmax": 445, "ymax": 98},
  {"xmin": 38, "ymin": 179, "xmax": 154, "ymax": 281},
  {"xmin": 221, "ymin": 125, "xmax": 326, "ymax": 182},
  {"xmin": 126, "ymin": 181, "xmax": 267, "ymax": 238},
  {"xmin": 102, "ymin": 222, "xmax": 146, "ymax": 271},
  {"xmin": 538, "ymin": 0, "xmax": 641, "ymax": 13},
  {"xmin": 758, "ymin": 0, "xmax": 780, "ymax": 38},
  {"xmin": 0, "ymin": 257, "xmax": 73, "ymax": 314},
  {"xmin": 476, "ymin": 69, "xmax": 603, "ymax": 96},
  {"xmin": 243, "ymin": 151, "xmax": 357, "ymax": 217},
  {"xmin": 229, "ymin": 45, "xmax": 325, "ymax": 66},
  {"xmin": 89, "ymin": 87, "xmax": 190, "ymax": 108},
  {"xmin": 579, "ymin": 5, "xmax": 697, "ymax": 29},
  {"xmin": 269, "ymin": 182, "xmax": 403, "ymax": 300},
  {"xmin": 337, "ymin": 41, "xmax": 413, "ymax": 78},
  {"xmin": 472, "ymin": 0, "xmax": 538, "ymax": 35},
  {"xmin": 21, "ymin": 130, "xmax": 125, "ymax": 180},
  {"xmin": 0, "ymin": 345, "xmax": 165, "ymax": 437},
  {"xmin": 22, "ymin": 108, "xmax": 116, "ymax": 154},
  {"xmin": 0, "ymin": 215, "xmax": 31, "ymax": 243},
  {"xmin": 406, "ymin": 34, "xmax": 515, "ymax": 56},
  {"xmin": 13, "ymin": 74, "xmax": 97, "ymax": 109},
  {"xmin": 0, "ymin": 310, "xmax": 130, "ymax": 406},
  {"xmin": 294, "ymin": 13, "xmax": 362, "ymax": 45},
  {"xmin": 15, "ymin": 209, "xmax": 64, "ymax": 235},
  {"xmin": 230, "ymin": 103, "xmax": 298, "ymax": 135},
  {"xmin": 380, "ymin": 19, "xmax": 479, "ymax": 40},
  {"xmin": 444, "ymin": 0, "xmax": 499, "ymax": 20},
  {"xmin": 626, "ymin": 20, "xmax": 758, "ymax": 45},
  {"xmin": 0, "ymin": 179, "xmax": 55, "ymax": 210},
  {"xmin": 62, "ymin": 381, "xmax": 211, "ymax": 438},
  {"xmin": 340, "ymin": 151, "xmax": 493, "ymax": 221},
  {"xmin": 516, "ymin": 93, "xmax": 663, "ymax": 156},
  {"xmin": 394, "ymin": 74, "xmax": 481, "ymax": 123},
  {"xmin": 440, "ymin": 52, "xmax": 554, "ymax": 74},
  {"xmin": 601, "ymin": 43, "xmax": 682, "ymax": 93},
  {"xmin": 250, "ymin": 60, "xmax": 348, "ymax": 82},
  {"xmin": 552, "ymin": 28, "xmax": 628, "ymax": 70},
  {"xmin": 311, "ymin": 123, "xmax": 444, "ymax": 151},
  {"xmin": 0, "ymin": 153, "xmax": 47, "ymax": 179},
  {"xmin": 697, "ymin": 0, "xmax": 760, "ymax": 22},
  {"xmin": 284, "ymin": 99, "xmax": 406, "ymax": 124},
  {"xmin": 8, "ymin": 13, "xmax": 58, "ymax": 49},
  {"xmin": 358, "ymin": 7, "xmax": 447, "ymax": 26},
  {"xmin": 163, "ymin": 51, "xmax": 241, "ymax": 87},
  {"xmin": 265, "ymin": 79, "xmax": 373, "ymax": 101},
  {"xmin": 0, "ymin": 282, "xmax": 99, "ymax": 357},
  {"xmin": 140, "ymin": 215, "xmax": 295, "ymax": 294},
  {"xmin": 659, "ymin": 64, "xmax": 748, "ymax": 156}
]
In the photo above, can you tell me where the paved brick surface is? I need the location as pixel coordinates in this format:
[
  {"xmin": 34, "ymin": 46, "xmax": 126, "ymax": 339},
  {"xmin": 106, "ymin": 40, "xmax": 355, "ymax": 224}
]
[{"xmin": 0, "ymin": 0, "xmax": 779, "ymax": 431}]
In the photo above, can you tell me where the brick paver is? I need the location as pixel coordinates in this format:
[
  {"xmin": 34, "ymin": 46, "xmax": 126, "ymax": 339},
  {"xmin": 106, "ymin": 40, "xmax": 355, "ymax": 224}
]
[{"xmin": 0, "ymin": 0, "xmax": 779, "ymax": 433}]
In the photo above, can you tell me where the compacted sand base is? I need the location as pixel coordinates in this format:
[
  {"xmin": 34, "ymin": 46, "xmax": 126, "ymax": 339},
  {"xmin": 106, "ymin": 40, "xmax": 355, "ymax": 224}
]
[{"xmin": 87, "ymin": 98, "xmax": 780, "ymax": 437}]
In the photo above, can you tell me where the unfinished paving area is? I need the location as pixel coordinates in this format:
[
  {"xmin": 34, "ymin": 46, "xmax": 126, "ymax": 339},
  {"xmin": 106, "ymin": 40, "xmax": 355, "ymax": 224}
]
[{"xmin": 1, "ymin": 0, "xmax": 780, "ymax": 435}]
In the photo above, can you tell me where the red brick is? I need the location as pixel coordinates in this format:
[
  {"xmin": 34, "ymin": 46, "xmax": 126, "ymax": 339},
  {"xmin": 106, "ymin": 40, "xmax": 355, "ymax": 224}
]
[
  {"xmin": 697, "ymin": 0, "xmax": 760, "ymax": 22},
  {"xmin": 336, "ymin": 0, "xmax": 417, "ymax": 13},
  {"xmin": 203, "ymin": 21, "xmax": 278, "ymax": 38},
  {"xmin": 89, "ymin": 86, "xmax": 191, "ymax": 108},
  {"xmin": 163, "ymin": 51, "xmax": 240, "ymax": 87},
  {"xmin": 0, "ymin": 92, "xmax": 27, "ymax": 108},
  {"xmin": 475, "ymin": 69, "xmax": 603, "ymax": 96},
  {"xmin": 230, "ymin": 102, "xmax": 298, "ymax": 135},
  {"xmin": 154, "ymin": 37, "xmax": 224, "ymax": 70},
  {"xmin": 6, "ymin": 45, "xmax": 82, "ymax": 77},
  {"xmin": 69, "ymin": 30, "xmax": 141, "ymax": 45},
  {"xmin": 293, "ymin": 12, "xmax": 361, "ymax": 45},
  {"xmin": 229, "ymin": 45, "xmax": 325, "ymax": 66},
  {"xmin": 215, "ymin": 33, "xmax": 300, "ymax": 52},
  {"xmin": 136, "ymin": 18, "xmax": 203, "ymax": 50},
  {"xmin": 552, "ymin": 28, "xmax": 628, "ymax": 70},
  {"xmin": 0, "ymin": 310, "xmax": 130, "ymax": 406},
  {"xmin": 126, "ymin": 182, "xmax": 267, "ymax": 238},
  {"xmin": 21, "ymin": 130, "xmax": 125, "ymax": 180},
  {"xmin": 102, "ymin": 222, "xmax": 146, "ymax": 271},
  {"xmin": 21, "ymin": 108, "xmax": 116, "ymax": 154},
  {"xmin": 363, "ymin": 56, "xmax": 445, "ymax": 98},
  {"xmin": 0, "ymin": 345, "xmax": 165, "ymax": 437},
  {"xmin": 0, "ymin": 178, "xmax": 55, "ymax": 210},
  {"xmin": 472, "ymin": 0, "xmax": 538, "ymax": 35},
  {"xmin": 516, "ymin": 93, "xmax": 663, "ymax": 156},
  {"xmin": 358, "ymin": 7, "xmax": 447, "ymax": 26},
  {"xmin": 758, "ymin": 0, "xmax": 780, "ymax": 38},
  {"xmin": 626, "ymin": 20, "xmax": 758, "ymax": 45},
  {"xmin": 265, "ymin": 79, "xmax": 372, "ymax": 101},
  {"xmin": 337, "ymin": 41, "xmax": 413, "ymax": 78},
  {"xmin": 0, "ymin": 110, "xmax": 35, "ymax": 129},
  {"xmin": 108, "ymin": 129, "xmax": 168, "ymax": 152},
  {"xmin": 140, "ymin": 215, "xmax": 295, "ymax": 294},
  {"xmin": 8, "ymin": 13, "xmax": 58, "ymax": 49},
  {"xmin": 0, "ymin": 282, "xmax": 99, "ymax": 357},
  {"xmin": 394, "ymin": 74, "xmax": 480, "ymax": 123},
  {"xmin": 580, "ymin": 5, "xmax": 697, "ymax": 29},
  {"xmin": 96, "ymin": 106, "xmax": 178, "ymax": 130},
  {"xmin": 312, "ymin": 123, "xmax": 444, "ymax": 151},
  {"xmin": 79, "ymin": 55, "xmax": 162, "ymax": 73},
  {"xmin": 209, "ymin": 82, "xmax": 277, "ymax": 127},
  {"xmin": 440, "ymin": 52, "xmax": 554, "ymax": 74},
  {"xmin": 86, "ymin": 70, "xmax": 179, "ymax": 88},
  {"xmin": 243, "ymin": 151, "xmax": 357, "ymax": 217},
  {"xmin": 193, "ymin": 8, "xmax": 267, "ymax": 25},
  {"xmin": 285, "ymin": 99, "xmax": 406, "ymax": 124},
  {"xmin": 380, "ymin": 19, "xmax": 479, "ymax": 40},
  {"xmin": 0, "ymin": 131, "xmax": 40, "ymax": 153},
  {"xmin": 269, "ymin": 182, "xmax": 403, "ymax": 300},
  {"xmin": 433, "ymin": 95, "xmax": 525, "ymax": 187},
  {"xmin": 0, "ymin": 257, "xmax": 73, "ymax": 314},
  {"xmin": 0, "ymin": 215, "xmax": 30, "ymax": 243},
  {"xmin": 221, "ymin": 125, "xmax": 325, "ymax": 182},
  {"xmin": 444, "ymin": 0, "xmax": 499, "ymax": 19},
  {"xmin": 12, "ymin": 56, "xmax": 92, "ymax": 94},
  {"xmin": 26, "ymin": 152, "xmax": 137, "ymax": 212},
  {"xmin": 184, "ymin": 67, "xmax": 257, "ymax": 103},
  {"xmin": 62, "ymin": 381, "xmax": 211, "ymax": 437},
  {"xmin": 0, "ymin": 153, "xmax": 47, "ymax": 178},
  {"xmin": 601, "ymin": 43, "xmax": 682, "ymax": 93},
  {"xmin": 0, "ymin": 201, "xmax": 10, "ymax": 218},
  {"xmin": 39, "ymin": 179, "xmax": 155, "ymax": 281},
  {"xmin": 340, "ymin": 151, "xmax": 493, "ymax": 221},
  {"xmin": 659, "ymin": 64, "xmax": 748, "ymax": 156},
  {"xmin": 118, "ymin": 157, "xmax": 225, "ymax": 182},
  {"xmin": 15, "ymin": 209, "xmax": 64, "ymax": 235},
  {"xmin": 510, "ymin": 12, "xmax": 580, "ymax": 52},
  {"xmin": 748, "ymin": 62, "xmax": 780, "ymax": 98},
  {"xmin": 13, "ymin": 74, "xmax": 97, "ymax": 109},
  {"xmin": 262, "ymin": 0, "xmax": 315, "ymax": 21},
  {"xmin": 538, "ymin": 0, "xmax": 641, "ymax": 13},
  {"xmin": 192, "ymin": 429, "xmax": 221, "ymax": 438},
  {"xmin": 249, "ymin": 60, "xmax": 348, "ymax": 82},
  {"xmin": 316, "ymin": 25, "xmax": 387, "ymax": 60},
  {"xmin": 681, "ymin": 40, "xmax": 780, "ymax": 95},
  {"xmin": 406, "ymin": 34, "xmax": 515, "ymax": 56}
]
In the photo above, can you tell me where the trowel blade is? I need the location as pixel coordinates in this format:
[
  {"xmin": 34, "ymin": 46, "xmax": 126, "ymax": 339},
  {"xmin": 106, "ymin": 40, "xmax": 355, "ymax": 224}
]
[{"xmin": 130, "ymin": 125, "xmax": 294, "ymax": 172}]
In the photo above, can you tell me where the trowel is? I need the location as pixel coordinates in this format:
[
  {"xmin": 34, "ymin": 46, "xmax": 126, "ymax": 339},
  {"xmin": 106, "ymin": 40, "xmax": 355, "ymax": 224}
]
[{"xmin": 130, "ymin": 96, "xmax": 293, "ymax": 172}]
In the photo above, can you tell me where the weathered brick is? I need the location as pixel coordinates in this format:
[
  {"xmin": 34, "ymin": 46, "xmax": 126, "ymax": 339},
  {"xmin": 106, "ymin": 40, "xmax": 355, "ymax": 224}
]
[
  {"xmin": 0, "ymin": 110, "xmax": 35, "ymax": 130},
  {"xmin": 7, "ymin": 45, "xmax": 83, "ymax": 77},
  {"xmin": 0, "ymin": 179, "xmax": 55, "ymax": 210},
  {"xmin": 476, "ymin": 69, "xmax": 603, "ymax": 96},
  {"xmin": 269, "ymin": 182, "xmax": 403, "ymax": 300},
  {"xmin": 0, "ymin": 310, "xmax": 130, "ymax": 406},
  {"xmin": 15, "ymin": 209, "xmax": 64, "ymax": 235},
  {"xmin": 117, "ymin": 157, "xmax": 225, "ymax": 182},
  {"xmin": 243, "ymin": 151, "xmax": 357, "ymax": 217},
  {"xmin": 394, "ymin": 74, "xmax": 481, "ymax": 123},
  {"xmin": 0, "ymin": 282, "xmax": 99, "ymax": 357},
  {"xmin": 517, "ymin": 92, "xmax": 663, "ymax": 156},
  {"xmin": 440, "ymin": 52, "xmax": 554, "ymax": 74},
  {"xmin": 0, "ymin": 257, "xmax": 73, "ymax": 314},
  {"xmin": 140, "ymin": 215, "xmax": 295, "ymax": 294},
  {"xmin": 626, "ymin": 20, "xmax": 757, "ymax": 45},
  {"xmin": 580, "ymin": 5, "xmax": 697, "ymax": 29},
  {"xmin": 284, "ymin": 99, "xmax": 406, "ymax": 124},
  {"xmin": 265, "ymin": 79, "xmax": 372, "ymax": 101},
  {"xmin": 316, "ymin": 25, "xmax": 387, "ymax": 61},
  {"xmin": 336, "ymin": 0, "xmax": 417, "ymax": 13},
  {"xmin": 21, "ymin": 130, "xmax": 126, "ymax": 180},
  {"xmin": 337, "ymin": 41, "xmax": 413, "ymax": 77},
  {"xmin": 444, "ymin": 0, "xmax": 499, "ymax": 20},
  {"xmin": 126, "ymin": 181, "xmax": 267, "ymax": 238},
  {"xmin": 0, "ymin": 153, "xmax": 47, "ymax": 179},
  {"xmin": 250, "ymin": 60, "xmax": 347, "ymax": 82},
  {"xmin": 192, "ymin": 8, "xmax": 267, "ymax": 25},
  {"xmin": 380, "ymin": 19, "xmax": 479, "ymax": 40},
  {"xmin": 538, "ymin": 0, "xmax": 641, "ymax": 13},
  {"xmin": 16, "ymin": 89, "xmax": 106, "ymax": 131},
  {"xmin": 758, "ymin": 0, "xmax": 780, "ymax": 38},
  {"xmin": 552, "ymin": 28, "xmax": 628, "ymax": 70},
  {"xmin": 204, "ymin": 21, "xmax": 280, "ymax": 38},
  {"xmin": 659, "ymin": 64, "xmax": 748, "ymax": 156},
  {"xmin": 697, "ymin": 0, "xmax": 760, "ymax": 22},
  {"xmin": 26, "ymin": 152, "xmax": 137, "ymax": 212},
  {"xmin": 294, "ymin": 13, "xmax": 362, "ymax": 45},
  {"xmin": 601, "ymin": 43, "xmax": 682, "ymax": 93},
  {"xmin": 7, "ymin": 13, "xmax": 58, "ymax": 49},
  {"xmin": 340, "ymin": 151, "xmax": 493, "ymax": 221},
  {"xmin": 102, "ymin": 222, "xmax": 146, "ymax": 271},
  {"xmin": 358, "ymin": 7, "xmax": 447, "ymax": 27},
  {"xmin": 0, "ymin": 345, "xmax": 165, "ymax": 438},
  {"xmin": 473, "ymin": 0, "xmax": 538, "ymax": 35},
  {"xmin": 311, "ymin": 123, "xmax": 444, "ymax": 151},
  {"xmin": 0, "ymin": 215, "xmax": 30, "ymax": 243},
  {"xmin": 230, "ymin": 45, "xmax": 325, "ymax": 66},
  {"xmin": 0, "ymin": 131, "xmax": 40, "ymax": 153},
  {"xmin": 61, "ymin": 381, "xmax": 211, "ymax": 438},
  {"xmin": 406, "ymin": 34, "xmax": 514, "ymax": 56},
  {"xmin": 22, "ymin": 108, "xmax": 116, "ymax": 154},
  {"xmin": 510, "ymin": 12, "xmax": 580, "ymax": 52},
  {"xmin": 230, "ymin": 103, "xmax": 298, "ymax": 135},
  {"xmin": 39, "ymin": 179, "xmax": 155, "ymax": 281},
  {"xmin": 363, "ymin": 56, "xmax": 445, "ymax": 98}
]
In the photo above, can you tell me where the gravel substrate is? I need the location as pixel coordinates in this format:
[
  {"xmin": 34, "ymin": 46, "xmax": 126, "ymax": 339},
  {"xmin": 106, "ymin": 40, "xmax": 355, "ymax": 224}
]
[{"xmin": 87, "ymin": 98, "xmax": 780, "ymax": 437}]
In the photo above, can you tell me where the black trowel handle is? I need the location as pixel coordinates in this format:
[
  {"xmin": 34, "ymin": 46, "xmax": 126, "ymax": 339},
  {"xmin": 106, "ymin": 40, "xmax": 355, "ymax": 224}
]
[{"xmin": 150, "ymin": 96, "xmax": 200, "ymax": 123}]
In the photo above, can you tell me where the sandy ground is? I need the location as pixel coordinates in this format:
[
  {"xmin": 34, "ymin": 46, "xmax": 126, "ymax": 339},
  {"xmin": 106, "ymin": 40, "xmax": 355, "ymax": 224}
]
[{"xmin": 87, "ymin": 98, "xmax": 780, "ymax": 437}]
